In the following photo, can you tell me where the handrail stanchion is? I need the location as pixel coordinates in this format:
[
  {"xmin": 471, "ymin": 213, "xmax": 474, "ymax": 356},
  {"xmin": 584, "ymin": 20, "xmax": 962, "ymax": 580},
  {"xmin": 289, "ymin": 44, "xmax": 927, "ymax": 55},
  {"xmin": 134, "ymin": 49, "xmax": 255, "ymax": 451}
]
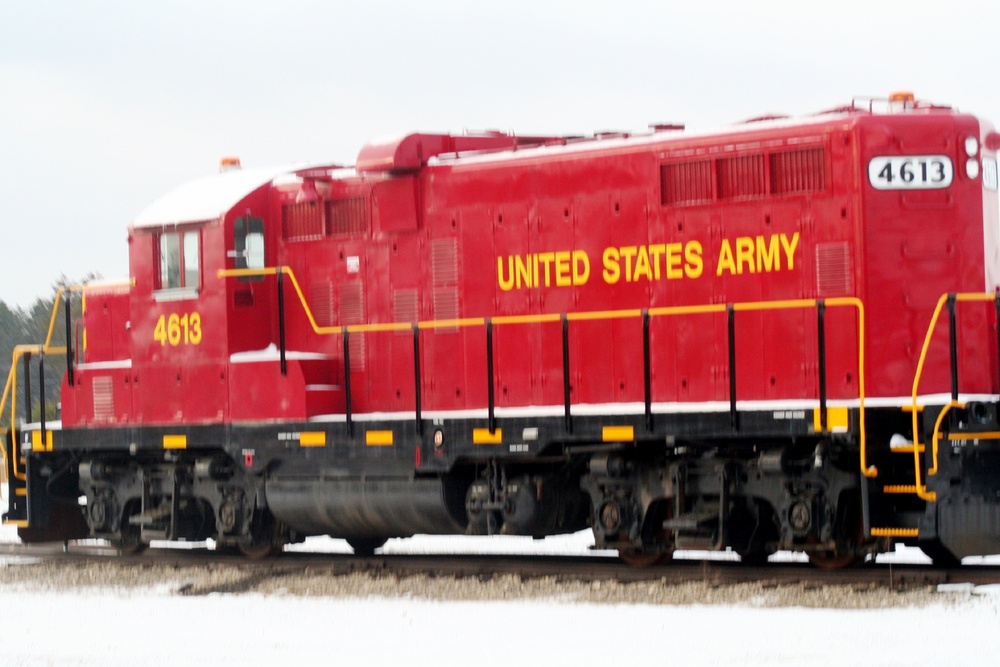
[
  {"xmin": 277, "ymin": 268, "xmax": 287, "ymax": 377},
  {"xmin": 64, "ymin": 295, "xmax": 74, "ymax": 387},
  {"xmin": 39, "ymin": 355, "xmax": 46, "ymax": 452},
  {"xmin": 561, "ymin": 314, "xmax": 572, "ymax": 434},
  {"xmin": 995, "ymin": 294, "xmax": 1000, "ymax": 393},
  {"xmin": 817, "ymin": 300, "xmax": 828, "ymax": 431},
  {"xmin": 22, "ymin": 352, "xmax": 32, "ymax": 425},
  {"xmin": 947, "ymin": 294, "xmax": 958, "ymax": 401},
  {"xmin": 413, "ymin": 323, "xmax": 422, "ymax": 436},
  {"xmin": 727, "ymin": 305, "xmax": 738, "ymax": 431},
  {"xmin": 642, "ymin": 309, "xmax": 652, "ymax": 433},
  {"xmin": 486, "ymin": 319, "xmax": 495, "ymax": 434},
  {"xmin": 343, "ymin": 327, "xmax": 352, "ymax": 437}
]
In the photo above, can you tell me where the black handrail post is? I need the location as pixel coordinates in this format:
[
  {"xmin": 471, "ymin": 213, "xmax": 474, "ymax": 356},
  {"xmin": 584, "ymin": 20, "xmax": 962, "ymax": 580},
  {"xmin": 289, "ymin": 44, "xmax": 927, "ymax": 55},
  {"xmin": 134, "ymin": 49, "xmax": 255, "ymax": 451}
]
[
  {"xmin": 413, "ymin": 323, "xmax": 423, "ymax": 436},
  {"xmin": 39, "ymin": 355, "xmax": 46, "ymax": 449},
  {"xmin": 642, "ymin": 309, "xmax": 652, "ymax": 432},
  {"xmin": 562, "ymin": 314, "xmax": 572, "ymax": 434},
  {"xmin": 727, "ymin": 305, "xmax": 738, "ymax": 431},
  {"xmin": 343, "ymin": 327, "xmax": 353, "ymax": 436},
  {"xmin": 817, "ymin": 300, "xmax": 828, "ymax": 432},
  {"xmin": 22, "ymin": 352, "xmax": 32, "ymax": 424},
  {"xmin": 277, "ymin": 268, "xmax": 287, "ymax": 376},
  {"xmin": 64, "ymin": 293, "xmax": 74, "ymax": 387},
  {"xmin": 995, "ymin": 294, "xmax": 1000, "ymax": 395},
  {"xmin": 486, "ymin": 319, "xmax": 495, "ymax": 433},
  {"xmin": 947, "ymin": 293, "xmax": 958, "ymax": 401}
]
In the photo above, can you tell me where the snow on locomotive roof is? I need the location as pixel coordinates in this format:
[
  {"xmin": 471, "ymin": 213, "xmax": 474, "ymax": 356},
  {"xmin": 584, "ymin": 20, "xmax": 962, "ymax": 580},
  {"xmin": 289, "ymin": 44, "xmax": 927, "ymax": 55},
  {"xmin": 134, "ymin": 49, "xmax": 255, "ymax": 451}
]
[
  {"xmin": 426, "ymin": 111, "xmax": 861, "ymax": 169},
  {"xmin": 131, "ymin": 163, "xmax": 347, "ymax": 228}
]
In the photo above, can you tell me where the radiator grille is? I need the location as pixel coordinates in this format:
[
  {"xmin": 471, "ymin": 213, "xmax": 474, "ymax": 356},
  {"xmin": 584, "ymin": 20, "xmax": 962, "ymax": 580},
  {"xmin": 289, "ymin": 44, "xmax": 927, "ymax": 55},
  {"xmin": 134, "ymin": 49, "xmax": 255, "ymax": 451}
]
[
  {"xmin": 339, "ymin": 281, "xmax": 366, "ymax": 370},
  {"xmin": 717, "ymin": 154, "xmax": 766, "ymax": 200},
  {"xmin": 661, "ymin": 160, "xmax": 713, "ymax": 205},
  {"xmin": 815, "ymin": 242, "xmax": 853, "ymax": 296},
  {"xmin": 431, "ymin": 239, "xmax": 459, "ymax": 333},
  {"xmin": 771, "ymin": 148, "xmax": 826, "ymax": 195},
  {"xmin": 282, "ymin": 201, "xmax": 324, "ymax": 241},
  {"xmin": 93, "ymin": 375, "xmax": 114, "ymax": 422},
  {"xmin": 310, "ymin": 281, "xmax": 335, "ymax": 327},
  {"xmin": 393, "ymin": 289, "xmax": 419, "ymax": 336},
  {"xmin": 327, "ymin": 197, "xmax": 368, "ymax": 236}
]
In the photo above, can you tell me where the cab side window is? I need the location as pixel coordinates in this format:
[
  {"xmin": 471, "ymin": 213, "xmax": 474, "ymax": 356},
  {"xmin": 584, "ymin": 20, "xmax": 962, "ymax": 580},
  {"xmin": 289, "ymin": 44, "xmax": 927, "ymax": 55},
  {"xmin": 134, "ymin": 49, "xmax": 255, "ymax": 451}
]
[
  {"xmin": 234, "ymin": 217, "xmax": 265, "ymax": 272},
  {"xmin": 157, "ymin": 229, "xmax": 200, "ymax": 293}
]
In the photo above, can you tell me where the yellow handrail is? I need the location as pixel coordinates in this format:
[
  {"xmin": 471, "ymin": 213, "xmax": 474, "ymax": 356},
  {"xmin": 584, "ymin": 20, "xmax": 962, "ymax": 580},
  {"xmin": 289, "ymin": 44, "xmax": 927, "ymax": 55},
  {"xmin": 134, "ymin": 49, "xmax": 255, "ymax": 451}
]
[
  {"xmin": 219, "ymin": 267, "xmax": 868, "ymax": 471},
  {"xmin": 0, "ymin": 280, "xmax": 133, "ymax": 487},
  {"xmin": 910, "ymin": 292, "xmax": 998, "ymax": 501},
  {"xmin": 929, "ymin": 400, "xmax": 963, "ymax": 477},
  {"xmin": 5, "ymin": 345, "xmax": 42, "ymax": 481}
]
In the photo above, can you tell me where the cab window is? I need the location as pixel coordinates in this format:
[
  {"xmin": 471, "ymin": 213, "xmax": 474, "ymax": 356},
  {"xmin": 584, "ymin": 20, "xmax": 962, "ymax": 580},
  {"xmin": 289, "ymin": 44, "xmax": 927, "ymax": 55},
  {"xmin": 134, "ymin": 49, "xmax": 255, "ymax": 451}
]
[
  {"xmin": 157, "ymin": 229, "xmax": 200, "ymax": 293},
  {"xmin": 234, "ymin": 216, "xmax": 265, "ymax": 280}
]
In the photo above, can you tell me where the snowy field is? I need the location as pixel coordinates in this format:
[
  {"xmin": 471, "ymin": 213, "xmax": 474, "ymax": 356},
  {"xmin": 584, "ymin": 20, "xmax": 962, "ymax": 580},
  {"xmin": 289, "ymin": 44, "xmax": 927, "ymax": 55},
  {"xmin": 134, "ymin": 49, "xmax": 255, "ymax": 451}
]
[{"xmin": 1, "ymin": 502, "xmax": 999, "ymax": 666}]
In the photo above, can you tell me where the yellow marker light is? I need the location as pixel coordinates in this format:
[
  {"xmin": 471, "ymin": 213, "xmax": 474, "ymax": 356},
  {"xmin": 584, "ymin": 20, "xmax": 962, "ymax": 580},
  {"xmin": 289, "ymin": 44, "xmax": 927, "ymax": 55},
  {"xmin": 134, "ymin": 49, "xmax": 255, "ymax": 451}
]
[
  {"xmin": 365, "ymin": 430, "xmax": 394, "ymax": 446},
  {"xmin": 163, "ymin": 435, "xmax": 187, "ymax": 450},
  {"xmin": 602, "ymin": 426, "xmax": 634, "ymax": 442},
  {"xmin": 299, "ymin": 432, "xmax": 327, "ymax": 447},
  {"xmin": 472, "ymin": 428, "xmax": 502, "ymax": 445}
]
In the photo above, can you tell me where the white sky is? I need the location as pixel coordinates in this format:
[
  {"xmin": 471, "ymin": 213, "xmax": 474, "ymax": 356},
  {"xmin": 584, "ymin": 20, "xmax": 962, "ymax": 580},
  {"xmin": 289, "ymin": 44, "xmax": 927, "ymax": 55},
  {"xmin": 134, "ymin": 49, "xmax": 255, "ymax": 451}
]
[{"xmin": 2, "ymin": 0, "xmax": 999, "ymax": 308}]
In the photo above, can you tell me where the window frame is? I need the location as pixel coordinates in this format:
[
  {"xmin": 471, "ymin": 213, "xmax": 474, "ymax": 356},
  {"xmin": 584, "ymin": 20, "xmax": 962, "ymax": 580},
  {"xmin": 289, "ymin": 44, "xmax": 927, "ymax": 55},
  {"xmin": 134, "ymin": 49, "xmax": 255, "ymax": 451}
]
[{"xmin": 154, "ymin": 227, "xmax": 201, "ymax": 301}]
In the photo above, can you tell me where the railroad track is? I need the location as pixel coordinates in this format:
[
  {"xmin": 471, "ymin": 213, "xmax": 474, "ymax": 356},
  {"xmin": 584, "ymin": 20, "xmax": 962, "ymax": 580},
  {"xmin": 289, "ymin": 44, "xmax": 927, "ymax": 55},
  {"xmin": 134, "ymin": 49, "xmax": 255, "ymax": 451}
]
[{"xmin": 2, "ymin": 541, "xmax": 997, "ymax": 593}]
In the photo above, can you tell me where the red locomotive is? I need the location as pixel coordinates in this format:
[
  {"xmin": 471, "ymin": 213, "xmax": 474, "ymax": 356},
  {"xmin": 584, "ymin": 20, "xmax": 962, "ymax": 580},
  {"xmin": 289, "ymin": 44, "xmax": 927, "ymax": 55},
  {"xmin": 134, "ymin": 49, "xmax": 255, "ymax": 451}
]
[{"xmin": 5, "ymin": 93, "xmax": 1000, "ymax": 565}]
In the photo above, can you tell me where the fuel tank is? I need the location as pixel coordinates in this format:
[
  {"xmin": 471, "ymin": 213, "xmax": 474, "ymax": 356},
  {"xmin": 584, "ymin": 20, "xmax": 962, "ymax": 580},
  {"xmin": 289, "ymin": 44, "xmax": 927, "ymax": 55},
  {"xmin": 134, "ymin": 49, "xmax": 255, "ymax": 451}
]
[{"xmin": 265, "ymin": 475, "xmax": 464, "ymax": 538}]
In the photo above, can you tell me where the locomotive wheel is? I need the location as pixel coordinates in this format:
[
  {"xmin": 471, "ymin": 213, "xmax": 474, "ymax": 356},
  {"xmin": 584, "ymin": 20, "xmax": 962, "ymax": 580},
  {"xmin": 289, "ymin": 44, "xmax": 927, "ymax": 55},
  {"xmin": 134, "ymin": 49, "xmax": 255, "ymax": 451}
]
[
  {"xmin": 238, "ymin": 508, "xmax": 284, "ymax": 559},
  {"xmin": 618, "ymin": 504, "xmax": 675, "ymax": 567},
  {"xmin": 238, "ymin": 540, "xmax": 281, "ymax": 560},
  {"xmin": 347, "ymin": 537, "xmax": 388, "ymax": 556},
  {"xmin": 112, "ymin": 521, "xmax": 148, "ymax": 555},
  {"xmin": 618, "ymin": 550, "xmax": 671, "ymax": 567},
  {"xmin": 112, "ymin": 534, "xmax": 148, "ymax": 555},
  {"xmin": 806, "ymin": 551, "xmax": 864, "ymax": 570}
]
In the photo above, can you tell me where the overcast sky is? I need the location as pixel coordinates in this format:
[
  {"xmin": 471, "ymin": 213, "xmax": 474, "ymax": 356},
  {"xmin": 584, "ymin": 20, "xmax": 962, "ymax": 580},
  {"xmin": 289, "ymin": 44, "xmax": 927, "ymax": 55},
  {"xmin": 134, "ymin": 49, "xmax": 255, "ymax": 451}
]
[{"xmin": 2, "ymin": 0, "xmax": 998, "ymax": 308}]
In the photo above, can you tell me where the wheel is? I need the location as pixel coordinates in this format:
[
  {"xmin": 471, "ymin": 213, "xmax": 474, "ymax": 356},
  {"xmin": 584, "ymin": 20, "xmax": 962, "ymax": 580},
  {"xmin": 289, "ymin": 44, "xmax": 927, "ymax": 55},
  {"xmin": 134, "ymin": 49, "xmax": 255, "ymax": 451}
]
[
  {"xmin": 237, "ymin": 508, "xmax": 284, "ymax": 559},
  {"xmin": 238, "ymin": 540, "xmax": 281, "ymax": 560},
  {"xmin": 618, "ymin": 550, "xmax": 671, "ymax": 567},
  {"xmin": 347, "ymin": 537, "xmax": 388, "ymax": 556},
  {"xmin": 112, "ymin": 522, "xmax": 148, "ymax": 555},
  {"xmin": 807, "ymin": 551, "xmax": 864, "ymax": 570},
  {"xmin": 806, "ymin": 490, "xmax": 865, "ymax": 570},
  {"xmin": 616, "ymin": 502, "xmax": 675, "ymax": 567}
]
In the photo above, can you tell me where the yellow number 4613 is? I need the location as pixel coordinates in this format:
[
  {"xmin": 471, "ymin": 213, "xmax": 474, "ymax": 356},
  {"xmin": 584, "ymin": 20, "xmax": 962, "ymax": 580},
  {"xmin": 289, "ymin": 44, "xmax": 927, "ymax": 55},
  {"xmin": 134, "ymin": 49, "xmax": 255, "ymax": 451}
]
[{"xmin": 154, "ymin": 312, "xmax": 203, "ymax": 346}]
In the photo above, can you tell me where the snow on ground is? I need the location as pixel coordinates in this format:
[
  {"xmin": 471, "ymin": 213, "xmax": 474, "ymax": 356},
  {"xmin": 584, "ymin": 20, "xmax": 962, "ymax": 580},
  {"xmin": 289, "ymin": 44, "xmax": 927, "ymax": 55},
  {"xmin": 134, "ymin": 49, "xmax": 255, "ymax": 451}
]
[
  {"xmin": 2, "ymin": 496, "xmax": 1000, "ymax": 666},
  {"xmin": 1, "ymin": 574, "xmax": 998, "ymax": 667}
]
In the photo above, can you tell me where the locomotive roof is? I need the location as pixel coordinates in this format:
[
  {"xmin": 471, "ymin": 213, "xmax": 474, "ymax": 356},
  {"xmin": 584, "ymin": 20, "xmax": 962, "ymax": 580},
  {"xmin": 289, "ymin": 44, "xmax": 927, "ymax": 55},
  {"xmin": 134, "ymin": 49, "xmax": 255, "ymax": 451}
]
[
  {"xmin": 131, "ymin": 163, "xmax": 346, "ymax": 229},
  {"xmin": 427, "ymin": 111, "xmax": 862, "ymax": 168},
  {"xmin": 130, "ymin": 100, "xmax": 973, "ymax": 229}
]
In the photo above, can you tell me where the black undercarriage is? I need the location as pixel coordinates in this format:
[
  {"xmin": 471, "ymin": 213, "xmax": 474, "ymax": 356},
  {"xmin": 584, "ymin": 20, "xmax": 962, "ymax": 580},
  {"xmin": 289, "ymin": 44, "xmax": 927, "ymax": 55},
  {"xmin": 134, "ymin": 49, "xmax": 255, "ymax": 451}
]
[{"xmin": 6, "ymin": 403, "xmax": 1000, "ymax": 566}]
